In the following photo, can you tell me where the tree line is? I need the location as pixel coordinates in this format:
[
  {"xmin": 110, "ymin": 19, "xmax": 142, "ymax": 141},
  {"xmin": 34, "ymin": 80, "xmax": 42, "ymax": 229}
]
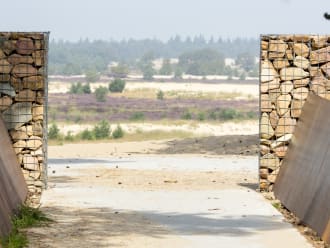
[{"xmin": 49, "ymin": 35, "xmax": 259, "ymax": 78}]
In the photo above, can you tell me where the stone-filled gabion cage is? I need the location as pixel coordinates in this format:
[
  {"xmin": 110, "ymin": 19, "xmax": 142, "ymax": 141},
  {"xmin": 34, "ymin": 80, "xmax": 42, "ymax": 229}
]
[
  {"xmin": 0, "ymin": 32, "xmax": 49, "ymax": 206},
  {"xmin": 259, "ymin": 35, "xmax": 330, "ymax": 191}
]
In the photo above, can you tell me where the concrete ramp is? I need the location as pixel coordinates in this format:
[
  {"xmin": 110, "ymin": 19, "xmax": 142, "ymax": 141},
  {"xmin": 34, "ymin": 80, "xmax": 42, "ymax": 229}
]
[{"xmin": 0, "ymin": 116, "xmax": 27, "ymax": 236}]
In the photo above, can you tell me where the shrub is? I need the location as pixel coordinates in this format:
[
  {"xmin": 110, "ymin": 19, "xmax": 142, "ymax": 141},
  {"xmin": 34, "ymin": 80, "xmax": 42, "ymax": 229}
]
[
  {"xmin": 93, "ymin": 120, "xmax": 110, "ymax": 139},
  {"xmin": 82, "ymin": 83, "xmax": 91, "ymax": 94},
  {"xmin": 80, "ymin": 129, "xmax": 94, "ymax": 140},
  {"xmin": 181, "ymin": 111, "xmax": 193, "ymax": 120},
  {"xmin": 69, "ymin": 82, "xmax": 91, "ymax": 94},
  {"xmin": 112, "ymin": 125, "xmax": 124, "ymax": 139},
  {"xmin": 246, "ymin": 111, "xmax": 258, "ymax": 119},
  {"xmin": 208, "ymin": 111, "xmax": 217, "ymax": 120},
  {"xmin": 95, "ymin": 86, "xmax": 108, "ymax": 102},
  {"xmin": 219, "ymin": 108, "xmax": 244, "ymax": 120},
  {"xmin": 157, "ymin": 90, "xmax": 164, "ymax": 100},
  {"xmin": 109, "ymin": 78, "xmax": 126, "ymax": 93},
  {"xmin": 48, "ymin": 123, "xmax": 60, "ymax": 139},
  {"xmin": 130, "ymin": 112, "xmax": 145, "ymax": 121},
  {"xmin": 65, "ymin": 131, "xmax": 75, "ymax": 141},
  {"xmin": 197, "ymin": 112, "xmax": 206, "ymax": 121}
]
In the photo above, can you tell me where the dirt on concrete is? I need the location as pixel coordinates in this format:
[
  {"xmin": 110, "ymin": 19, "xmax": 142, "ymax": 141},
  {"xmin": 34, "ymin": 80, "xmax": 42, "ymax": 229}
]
[{"xmin": 156, "ymin": 135, "xmax": 259, "ymax": 156}]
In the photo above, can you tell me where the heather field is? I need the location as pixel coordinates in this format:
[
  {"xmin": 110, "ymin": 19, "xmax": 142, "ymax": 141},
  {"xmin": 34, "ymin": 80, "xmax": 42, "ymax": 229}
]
[{"xmin": 48, "ymin": 93, "xmax": 258, "ymax": 123}]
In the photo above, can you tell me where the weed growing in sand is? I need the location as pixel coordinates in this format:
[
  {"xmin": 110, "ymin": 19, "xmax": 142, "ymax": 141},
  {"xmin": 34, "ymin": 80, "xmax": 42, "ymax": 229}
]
[{"xmin": 1, "ymin": 205, "xmax": 52, "ymax": 248}]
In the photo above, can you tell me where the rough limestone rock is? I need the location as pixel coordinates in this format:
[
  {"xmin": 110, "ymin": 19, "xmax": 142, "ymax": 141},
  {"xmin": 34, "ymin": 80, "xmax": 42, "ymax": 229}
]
[
  {"xmin": 22, "ymin": 76, "xmax": 44, "ymax": 90},
  {"xmin": 260, "ymin": 94, "xmax": 272, "ymax": 112},
  {"xmin": 2, "ymin": 102, "xmax": 32, "ymax": 129},
  {"xmin": 32, "ymin": 105, "xmax": 43, "ymax": 121},
  {"xmin": 32, "ymin": 122, "xmax": 43, "ymax": 137},
  {"xmin": 293, "ymin": 43, "xmax": 309, "ymax": 57},
  {"xmin": 269, "ymin": 110, "xmax": 279, "ymax": 129},
  {"xmin": 311, "ymin": 83, "xmax": 326, "ymax": 98},
  {"xmin": 13, "ymin": 140, "xmax": 27, "ymax": 154},
  {"xmin": 268, "ymin": 39, "xmax": 288, "ymax": 58},
  {"xmin": 275, "ymin": 114, "xmax": 296, "ymax": 137},
  {"xmin": 310, "ymin": 46, "xmax": 330, "ymax": 64},
  {"xmin": 280, "ymin": 67, "xmax": 309, "ymax": 81},
  {"xmin": 261, "ymin": 40, "xmax": 268, "ymax": 50},
  {"xmin": 12, "ymin": 64, "xmax": 38, "ymax": 77},
  {"xmin": 16, "ymin": 38, "xmax": 35, "ymax": 55},
  {"xmin": 273, "ymin": 58, "xmax": 290, "ymax": 70},
  {"xmin": 26, "ymin": 136, "xmax": 42, "ymax": 150},
  {"xmin": 8, "ymin": 54, "xmax": 34, "ymax": 65},
  {"xmin": 260, "ymin": 153, "xmax": 280, "ymax": 171},
  {"xmin": 3, "ymin": 40, "xmax": 16, "ymax": 55},
  {"xmin": 260, "ymin": 145, "xmax": 270, "ymax": 156},
  {"xmin": 293, "ymin": 78, "xmax": 310, "ymax": 88},
  {"xmin": 270, "ymin": 134, "xmax": 293, "ymax": 149},
  {"xmin": 268, "ymin": 88, "xmax": 281, "ymax": 103},
  {"xmin": 0, "ymin": 58, "xmax": 12, "ymax": 74},
  {"xmin": 15, "ymin": 89, "xmax": 36, "ymax": 102},
  {"xmin": 32, "ymin": 51, "xmax": 43, "ymax": 66},
  {"xmin": 268, "ymin": 168, "xmax": 280, "ymax": 183},
  {"xmin": 293, "ymin": 56, "xmax": 310, "ymax": 69},
  {"xmin": 321, "ymin": 62, "xmax": 330, "ymax": 77},
  {"xmin": 0, "ymin": 49, "xmax": 6, "ymax": 59},
  {"xmin": 10, "ymin": 130, "xmax": 29, "ymax": 141},
  {"xmin": 292, "ymin": 87, "xmax": 309, "ymax": 100},
  {"xmin": 0, "ymin": 96, "xmax": 13, "ymax": 111},
  {"xmin": 286, "ymin": 49, "xmax": 294, "ymax": 60},
  {"xmin": 0, "ymin": 73, "xmax": 10, "ymax": 82},
  {"xmin": 0, "ymin": 82, "xmax": 16, "ymax": 97},
  {"xmin": 273, "ymin": 145, "xmax": 288, "ymax": 158},
  {"xmin": 261, "ymin": 78, "xmax": 280, "ymax": 93},
  {"xmin": 261, "ymin": 60, "xmax": 278, "ymax": 83},
  {"xmin": 311, "ymin": 35, "xmax": 328, "ymax": 49},
  {"xmin": 22, "ymin": 155, "xmax": 39, "ymax": 171},
  {"xmin": 291, "ymin": 99, "xmax": 305, "ymax": 118},
  {"xmin": 260, "ymin": 168, "xmax": 268, "ymax": 179},
  {"xmin": 276, "ymin": 94, "xmax": 291, "ymax": 116},
  {"xmin": 260, "ymin": 113, "xmax": 274, "ymax": 139},
  {"xmin": 280, "ymin": 81, "xmax": 293, "ymax": 94}
]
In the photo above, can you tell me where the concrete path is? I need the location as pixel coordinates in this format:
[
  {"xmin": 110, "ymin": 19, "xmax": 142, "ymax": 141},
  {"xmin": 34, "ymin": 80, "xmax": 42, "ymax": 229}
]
[{"xmin": 28, "ymin": 155, "xmax": 313, "ymax": 248}]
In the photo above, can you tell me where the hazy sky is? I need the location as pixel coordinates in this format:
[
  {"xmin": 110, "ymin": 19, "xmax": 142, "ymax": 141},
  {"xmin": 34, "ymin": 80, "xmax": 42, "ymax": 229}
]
[{"xmin": 1, "ymin": 0, "xmax": 329, "ymax": 41}]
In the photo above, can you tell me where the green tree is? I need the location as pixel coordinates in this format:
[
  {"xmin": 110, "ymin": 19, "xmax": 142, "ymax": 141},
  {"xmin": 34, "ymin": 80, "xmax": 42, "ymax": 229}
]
[
  {"xmin": 93, "ymin": 120, "xmax": 111, "ymax": 139},
  {"xmin": 85, "ymin": 69, "xmax": 100, "ymax": 83},
  {"xmin": 94, "ymin": 86, "xmax": 108, "ymax": 102},
  {"xmin": 178, "ymin": 49, "xmax": 225, "ymax": 75},
  {"xmin": 159, "ymin": 59, "xmax": 172, "ymax": 75},
  {"xmin": 236, "ymin": 52, "xmax": 256, "ymax": 72},
  {"xmin": 82, "ymin": 83, "xmax": 91, "ymax": 94},
  {"xmin": 110, "ymin": 63, "xmax": 129, "ymax": 77},
  {"xmin": 157, "ymin": 90, "xmax": 164, "ymax": 100},
  {"xmin": 112, "ymin": 125, "xmax": 124, "ymax": 139},
  {"xmin": 141, "ymin": 63, "xmax": 155, "ymax": 80},
  {"xmin": 48, "ymin": 123, "xmax": 60, "ymax": 139},
  {"xmin": 109, "ymin": 78, "xmax": 126, "ymax": 93}
]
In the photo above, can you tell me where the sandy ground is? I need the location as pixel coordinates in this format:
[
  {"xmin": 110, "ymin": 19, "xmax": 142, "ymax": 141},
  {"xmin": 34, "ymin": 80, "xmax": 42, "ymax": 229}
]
[
  {"xmin": 27, "ymin": 155, "xmax": 312, "ymax": 248},
  {"xmin": 56, "ymin": 120, "xmax": 258, "ymax": 137},
  {"xmin": 49, "ymin": 81, "xmax": 259, "ymax": 97}
]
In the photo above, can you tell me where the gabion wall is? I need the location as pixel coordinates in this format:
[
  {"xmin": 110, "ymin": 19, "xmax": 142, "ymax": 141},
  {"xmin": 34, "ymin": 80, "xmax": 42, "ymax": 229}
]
[
  {"xmin": 260, "ymin": 34, "xmax": 330, "ymax": 191},
  {"xmin": 0, "ymin": 32, "xmax": 49, "ymax": 206}
]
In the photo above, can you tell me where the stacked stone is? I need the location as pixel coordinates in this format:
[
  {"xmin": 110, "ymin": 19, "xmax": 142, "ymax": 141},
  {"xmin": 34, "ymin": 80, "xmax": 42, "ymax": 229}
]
[
  {"xmin": 0, "ymin": 32, "xmax": 48, "ymax": 206},
  {"xmin": 260, "ymin": 35, "xmax": 330, "ymax": 191}
]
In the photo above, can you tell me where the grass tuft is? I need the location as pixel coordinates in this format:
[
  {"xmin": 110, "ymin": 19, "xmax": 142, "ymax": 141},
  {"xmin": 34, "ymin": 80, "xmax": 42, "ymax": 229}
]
[{"xmin": 1, "ymin": 205, "xmax": 52, "ymax": 248}]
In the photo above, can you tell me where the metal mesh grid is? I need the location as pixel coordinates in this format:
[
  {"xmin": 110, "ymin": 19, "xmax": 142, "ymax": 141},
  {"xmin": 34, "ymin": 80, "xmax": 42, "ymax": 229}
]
[
  {"xmin": 259, "ymin": 34, "xmax": 330, "ymax": 191},
  {"xmin": 0, "ymin": 32, "xmax": 49, "ymax": 204}
]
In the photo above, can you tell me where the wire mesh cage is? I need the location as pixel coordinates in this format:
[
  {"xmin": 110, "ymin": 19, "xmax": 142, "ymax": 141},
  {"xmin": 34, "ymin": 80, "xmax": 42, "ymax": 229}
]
[
  {"xmin": 259, "ymin": 34, "xmax": 330, "ymax": 191},
  {"xmin": 0, "ymin": 32, "xmax": 49, "ymax": 205}
]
